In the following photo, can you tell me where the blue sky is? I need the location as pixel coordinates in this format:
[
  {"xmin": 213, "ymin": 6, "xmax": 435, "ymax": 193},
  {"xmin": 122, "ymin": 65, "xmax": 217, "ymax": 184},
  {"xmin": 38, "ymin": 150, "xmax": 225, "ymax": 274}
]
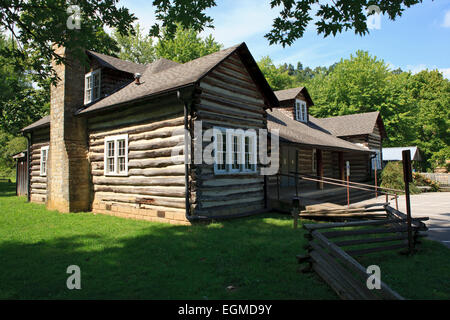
[{"xmin": 121, "ymin": 0, "xmax": 450, "ymax": 78}]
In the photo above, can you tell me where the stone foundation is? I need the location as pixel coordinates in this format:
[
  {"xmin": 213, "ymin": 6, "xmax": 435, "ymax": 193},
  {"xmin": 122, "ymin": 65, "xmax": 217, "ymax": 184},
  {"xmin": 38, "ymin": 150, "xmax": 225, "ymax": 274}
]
[{"xmin": 92, "ymin": 202, "xmax": 191, "ymax": 225}]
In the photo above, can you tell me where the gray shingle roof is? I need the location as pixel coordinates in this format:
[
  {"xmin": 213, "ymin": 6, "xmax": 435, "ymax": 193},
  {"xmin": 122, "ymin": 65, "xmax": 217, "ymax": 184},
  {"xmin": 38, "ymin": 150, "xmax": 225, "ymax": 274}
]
[
  {"xmin": 22, "ymin": 115, "xmax": 50, "ymax": 132},
  {"xmin": 78, "ymin": 44, "xmax": 245, "ymax": 115},
  {"xmin": 268, "ymin": 109, "xmax": 370, "ymax": 153},
  {"xmin": 24, "ymin": 43, "xmax": 279, "ymax": 130},
  {"xmin": 274, "ymin": 86, "xmax": 314, "ymax": 106},
  {"xmin": 275, "ymin": 87, "xmax": 305, "ymax": 101},
  {"xmin": 86, "ymin": 50, "xmax": 147, "ymax": 75},
  {"xmin": 309, "ymin": 111, "xmax": 384, "ymax": 138}
]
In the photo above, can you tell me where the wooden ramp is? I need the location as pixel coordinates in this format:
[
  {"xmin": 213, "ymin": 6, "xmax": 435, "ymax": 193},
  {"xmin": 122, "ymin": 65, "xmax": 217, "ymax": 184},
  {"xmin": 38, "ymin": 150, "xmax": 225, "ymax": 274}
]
[{"xmin": 298, "ymin": 202, "xmax": 389, "ymax": 220}]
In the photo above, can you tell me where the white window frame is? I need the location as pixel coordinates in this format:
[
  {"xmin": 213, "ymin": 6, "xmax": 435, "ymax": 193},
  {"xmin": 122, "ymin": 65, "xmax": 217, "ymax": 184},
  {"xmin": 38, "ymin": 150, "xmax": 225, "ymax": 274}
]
[
  {"xmin": 243, "ymin": 132, "xmax": 257, "ymax": 173},
  {"xmin": 213, "ymin": 127, "xmax": 257, "ymax": 175},
  {"xmin": 229, "ymin": 131, "xmax": 243, "ymax": 173},
  {"xmin": 295, "ymin": 99, "xmax": 307, "ymax": 123},
  {"xmin": 213, "ymin": 128, "xmax": 227, "ymax": 174},
  {"xmin": 104, "ymin": 134, "xmax": 128, "ymax": 176},
  {"xmin": 40, "ymin": 146, "xmax": 49, "ymax": 176},
  {"xmin": 84, "ymin": 69, "xmax": 101, "ymax": 104}
]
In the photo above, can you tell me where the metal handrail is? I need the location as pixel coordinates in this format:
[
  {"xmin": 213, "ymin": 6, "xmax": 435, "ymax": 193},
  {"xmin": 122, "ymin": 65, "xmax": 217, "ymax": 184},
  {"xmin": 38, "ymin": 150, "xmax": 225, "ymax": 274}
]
[
  {"xmin": 276, "ymin": 172, "xmax": 399, "ymax": 210},
  {"xmin": 289, "ymin": 172, "xmax": 404, "ymax": 194}
]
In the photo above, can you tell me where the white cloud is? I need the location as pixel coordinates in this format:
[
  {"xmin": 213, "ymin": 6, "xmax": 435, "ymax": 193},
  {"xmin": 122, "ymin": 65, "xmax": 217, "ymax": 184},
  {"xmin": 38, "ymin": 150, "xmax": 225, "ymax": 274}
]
[
  {"xmin": 405, "ymin": 64, "xmax": 450, "ymax": 79},
  {"xmin": 439, "ymin": 68, "xmax": 450, "ymax": 79},
  {"xmin": 406, "ymin": 64, "xmax": 428, "ymax": 74},
  {"xmin": 442, "ymin": 10, "xmax": 450, "ymax": 28}
]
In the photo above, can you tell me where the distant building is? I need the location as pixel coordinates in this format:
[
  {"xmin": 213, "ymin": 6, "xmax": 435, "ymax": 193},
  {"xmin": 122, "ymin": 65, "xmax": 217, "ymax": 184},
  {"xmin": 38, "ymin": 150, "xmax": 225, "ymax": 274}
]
[{"xmin": 382, "ymin": 146, "xmax": 422, "ymax": 166}]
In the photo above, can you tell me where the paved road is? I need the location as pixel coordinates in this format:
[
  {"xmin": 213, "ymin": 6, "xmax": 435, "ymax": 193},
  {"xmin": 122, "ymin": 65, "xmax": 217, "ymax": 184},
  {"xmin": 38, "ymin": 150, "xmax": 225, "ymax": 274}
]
[{"xmin": 357, "ymin": 192, "xmax": 450, "ymax": 248}]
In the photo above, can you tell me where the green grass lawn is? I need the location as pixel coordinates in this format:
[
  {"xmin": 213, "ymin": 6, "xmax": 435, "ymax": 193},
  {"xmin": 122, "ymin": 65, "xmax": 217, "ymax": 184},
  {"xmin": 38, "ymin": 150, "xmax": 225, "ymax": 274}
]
[{"xmin": 0, "ymin": 182, "xmax": 448, "ymax": 300}]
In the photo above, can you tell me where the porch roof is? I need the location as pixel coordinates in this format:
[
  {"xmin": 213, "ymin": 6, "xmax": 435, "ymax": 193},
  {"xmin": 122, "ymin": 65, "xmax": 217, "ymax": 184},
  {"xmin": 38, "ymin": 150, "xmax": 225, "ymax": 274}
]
[{"xmin": 267, "ymin": 109, "xmax": 371, "ymax": 153}]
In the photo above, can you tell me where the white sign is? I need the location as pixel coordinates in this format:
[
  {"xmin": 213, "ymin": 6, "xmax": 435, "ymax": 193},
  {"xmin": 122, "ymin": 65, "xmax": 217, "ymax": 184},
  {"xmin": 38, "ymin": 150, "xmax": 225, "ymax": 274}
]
[{"xmin": 346, "ymin": 161, "xmax": 350, "ymax": 177}]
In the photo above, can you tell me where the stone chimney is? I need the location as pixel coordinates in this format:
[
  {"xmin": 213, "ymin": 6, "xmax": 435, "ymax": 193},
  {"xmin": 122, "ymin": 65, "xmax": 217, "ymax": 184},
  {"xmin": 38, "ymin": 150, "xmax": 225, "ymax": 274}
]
[{"xmin": 47, "ymin": 46, "xmax": 91, "ymax": 212}]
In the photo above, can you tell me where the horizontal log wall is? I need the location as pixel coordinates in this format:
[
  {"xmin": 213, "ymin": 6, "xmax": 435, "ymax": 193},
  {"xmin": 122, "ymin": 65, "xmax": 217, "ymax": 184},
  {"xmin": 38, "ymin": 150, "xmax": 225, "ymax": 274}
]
[
  {"xmin": 30, "ymin": 127, "xmax": 50, "ymax": 203},
  {"xmin": 343, "ymin": 152, "xmax": 370, "ymax": 182},
  {"xmin": 193, "ymin": 53, "xmax": 267, "ymax": 217},
  {"xmin": 342, "ymin": 131, "xmax": 382, "ymax": 175},
  {"xmin": 88, "ymin": 96, "xmax": 190, "ymax": 224}
]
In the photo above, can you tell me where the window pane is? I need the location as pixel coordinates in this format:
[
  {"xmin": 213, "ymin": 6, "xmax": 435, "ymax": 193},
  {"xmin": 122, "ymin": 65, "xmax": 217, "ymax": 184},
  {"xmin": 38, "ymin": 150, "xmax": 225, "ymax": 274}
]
[
  {"xmin": 215, "ymin": 131, "xmax": 227, "ymax": 171},
  {"xmin": 107, "ymin": 157, "xmax": 114, "ymax": 173},
  {"xmin": 85, "ymin": 88, "xmax": 92, "ymax": 101},
  {"xmin": 118, "ymin": 139, "xmax": 125, "ymax": 156},
  {"xmin": 118, "ymin": 157, "xmax": 126, "ymax": 172},
  {"xmin": 244, "ymin": 136, "xmax": 250, "ymax": 170},
  {"xmin": 232, "ymin": 135, "xmax": 240, "ymax": 170},
  {"xmin": 107, "ymin": 141, "xmax": 115, "ymax": 157}
]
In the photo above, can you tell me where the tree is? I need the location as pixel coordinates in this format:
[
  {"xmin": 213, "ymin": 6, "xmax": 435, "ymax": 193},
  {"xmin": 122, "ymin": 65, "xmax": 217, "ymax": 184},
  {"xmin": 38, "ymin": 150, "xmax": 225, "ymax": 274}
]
[
  {"xmin": 0, "ymin": 130, "xmax": 27, "ymax": 178},
  {"xmin": 306, "ymin": 50, "xmax": 450, "ymax": 170},
  {"xmin": 148, "ymin": 0, "xmax": 424, "ymax": 46},
  {"xmin": 308, "ymin": 50, "xmax": 393, "ymax": 116},
  {"xmin": 409, "ymin": 70, "xmax": 450, "ymax": 169},
  {"xmin": 155, "ymin": 24, "xmax": 222, "ymax": 63},
  {"xmin": 114, "ymin": 24, "xmax": 156, "ymax": 64},
  {"xmin": 0, "ymin": 0, "xmax": 136, "ymax": 83},
  {"xmin": 0, "ymin": 35, "xmax": 49, "ymax": 135},
  {"xmin": 0, "ymin": 1, "xmax": 425, "ymax": 81},
  {"xmin": 306, "ymin": 51, "xmax": 416, "ymax": 148},
  {"xmin": 112, "ymin": 23, "xmax": 223, "ymax": 64},
  {"xmin": 257, "ymin": 56, "xmax": 295, "ymax": 91}
]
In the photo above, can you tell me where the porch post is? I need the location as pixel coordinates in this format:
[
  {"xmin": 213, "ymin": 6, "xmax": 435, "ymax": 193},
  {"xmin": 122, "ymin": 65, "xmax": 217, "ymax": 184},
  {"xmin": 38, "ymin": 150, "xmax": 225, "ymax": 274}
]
[
  {"xmin": 317, "ymin": 149, "xmax": 323, "ymax": 190},
  {"xmin": 338, "ymin": 152, "xmax": 345, "ymax": 181}
]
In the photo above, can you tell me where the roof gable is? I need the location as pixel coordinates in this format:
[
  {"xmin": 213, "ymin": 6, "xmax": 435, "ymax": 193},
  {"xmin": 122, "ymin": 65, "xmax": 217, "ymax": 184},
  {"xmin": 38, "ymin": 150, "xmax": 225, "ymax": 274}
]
[
  {"xmin": 309, "ymin": 111, "xmax": 387, "ymax": 139},
  {"xmin": 274, "ymin": 87, "xmax": 314, "ymax": 106},
  {"xmin": 78, "ymin": 43, "xmax": 278, "ymax": 115},
  {"xmin": 86, "ymin": 50, "xmax": 147, "ymax": 75},
  {"xmin": 22, "ymin": 115, "xmax": 50, "ymax": 132},
  {"xmin": 268, "ymin": 109, "xmax": 370, "ymax": 152}
]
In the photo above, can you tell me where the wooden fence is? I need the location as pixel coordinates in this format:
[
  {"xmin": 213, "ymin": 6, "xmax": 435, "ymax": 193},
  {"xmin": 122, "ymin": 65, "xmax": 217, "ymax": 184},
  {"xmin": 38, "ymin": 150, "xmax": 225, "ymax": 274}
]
[
  {"xmin": 419, "ymin": 173, "xmax": 450, "ymax": 186},
  {"xmin": 298, "ymin": 206, "xmax": 428, "ymax": 300}
]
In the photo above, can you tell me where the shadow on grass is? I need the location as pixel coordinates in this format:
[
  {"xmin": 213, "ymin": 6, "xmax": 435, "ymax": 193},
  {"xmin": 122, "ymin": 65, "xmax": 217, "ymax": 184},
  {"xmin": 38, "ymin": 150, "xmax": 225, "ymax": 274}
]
[
  {"xmin": 0, "ymin": 182, "xmax": 16, "ymax": 197},
  {"xmin": 0, "ymin": 214, "xmax": 336, "ymax": 300}
]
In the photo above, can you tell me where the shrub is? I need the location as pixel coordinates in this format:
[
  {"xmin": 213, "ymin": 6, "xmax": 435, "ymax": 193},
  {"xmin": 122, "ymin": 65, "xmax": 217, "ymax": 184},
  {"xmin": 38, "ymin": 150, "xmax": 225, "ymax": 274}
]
[
  {"xmin": 380, "ymin": 162, "xmax": 421, "ymax": 194},
  {"xmin": 413, "ymin": 172, "xmax": 440, "ymax": 192}
]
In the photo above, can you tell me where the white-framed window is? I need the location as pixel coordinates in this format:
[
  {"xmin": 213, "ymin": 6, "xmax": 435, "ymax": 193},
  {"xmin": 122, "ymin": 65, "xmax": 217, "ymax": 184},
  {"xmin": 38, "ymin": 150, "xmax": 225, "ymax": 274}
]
[
  {"xmin": 243, "ymin": 134, "xmax": 257, "ymax": 172},
  {"xmin": 295, "ymin": 99, "xmax": 308, "ymax": 123},
  {"xmin": 371, "ymin": 149, "xmax": 382, "ymax": 170},
  {"xmin": 104, "ymin": 134, "xmax": 128, "ymax": 176},
  {"xmin": 84, "ymin": 69, "xmax": 101, "ymax": 104},
  {"xmin": 40, "ymin": 146, "xmax": 49, "ymax": 176},
  {"xmin": 312, "ymin": 148, "xmax": 317, "ymax": 173},
  {"xmin": 213, "ymin": 127, "xmax": 257, "ymax": 175}
]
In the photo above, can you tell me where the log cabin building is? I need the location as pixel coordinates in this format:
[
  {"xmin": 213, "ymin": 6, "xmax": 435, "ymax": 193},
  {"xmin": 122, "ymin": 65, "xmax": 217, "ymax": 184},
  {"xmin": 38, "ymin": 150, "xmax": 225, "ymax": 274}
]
[
  {"xmin": 20, "ymin": 43, "xmax": 386, "ymax": 224},
  {"xmin": 268, "ymin": 87, "xmax": 386, "ymax": 192}
]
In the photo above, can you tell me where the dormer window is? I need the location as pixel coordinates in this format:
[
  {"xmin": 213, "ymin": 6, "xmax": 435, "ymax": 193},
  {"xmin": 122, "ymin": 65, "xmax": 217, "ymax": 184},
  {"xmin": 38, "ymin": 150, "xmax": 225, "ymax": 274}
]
[
  {"xmin": 84, "ymin": 69, "xmax": 101, "ymax": 104},
  {"xmin": 295, "ymin": 99, "xmax": 307, "ymax": 123}
]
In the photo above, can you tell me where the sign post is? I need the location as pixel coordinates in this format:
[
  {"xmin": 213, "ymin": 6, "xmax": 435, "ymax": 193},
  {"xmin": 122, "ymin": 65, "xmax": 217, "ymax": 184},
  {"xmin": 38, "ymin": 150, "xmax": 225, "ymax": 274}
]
[
  {"xmin": 402, "ymin": 150, "xmax": 414, "ymax": 254},
  {"xmin": 346, "ymin": 161, "xmax": 350, "ymax": 208}
]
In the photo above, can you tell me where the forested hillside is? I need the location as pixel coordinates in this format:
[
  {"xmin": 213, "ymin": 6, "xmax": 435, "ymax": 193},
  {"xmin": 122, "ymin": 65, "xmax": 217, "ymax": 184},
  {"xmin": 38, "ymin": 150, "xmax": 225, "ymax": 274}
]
[{"xmin": 258, "ymin": 52, "xmax": 450, "ymax": 170}]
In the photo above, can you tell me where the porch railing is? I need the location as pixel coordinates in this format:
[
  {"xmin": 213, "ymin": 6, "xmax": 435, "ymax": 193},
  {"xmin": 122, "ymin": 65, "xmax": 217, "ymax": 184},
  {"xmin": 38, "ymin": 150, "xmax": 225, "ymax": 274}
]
[{"xmin": 274, "ymin": 172, "xmax": 402, "ymax": 210}]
